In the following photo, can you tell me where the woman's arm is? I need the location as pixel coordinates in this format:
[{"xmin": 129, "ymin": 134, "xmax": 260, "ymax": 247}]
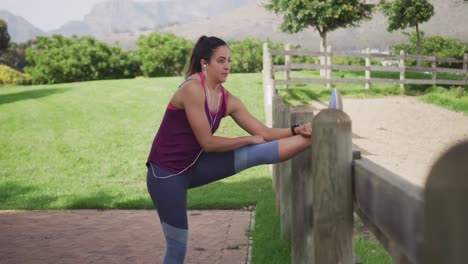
[
  {"xmin": 227, "ymin": 94, "xmax": 311, "ymax": 141},
  {"xmin": 181, "ymin": 81, "xmax": 265, "ymax": 152}
]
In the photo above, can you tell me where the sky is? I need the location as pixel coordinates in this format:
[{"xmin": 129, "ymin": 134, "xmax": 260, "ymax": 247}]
[{"xmin": 0, "ymin": 0, "xmax": 150, "ymax": 31}]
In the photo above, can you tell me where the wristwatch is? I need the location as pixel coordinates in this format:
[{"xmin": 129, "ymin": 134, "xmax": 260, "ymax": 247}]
[{"xmin": 291, "ymin": 124, "xmax": 300, "ymax": 135}]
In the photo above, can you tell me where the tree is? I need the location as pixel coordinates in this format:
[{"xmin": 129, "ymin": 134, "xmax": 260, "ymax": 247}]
[
  {"xmin": 0, "ymin": 19, "xmax": 10, "ymax": 51},
  {"xmin": 265, "ymin": 0, "xmax": 374, "ymax": 76},
  {"xmin": 136, "ymin": 32, "xmax": 192, "ymax": 77},
  {"xmin": 0, "ymin": 40, "xmax": 34, "ymax": 71},
  {"xmin": 380, "ymin": 0, "xmax": 434, "ymax": 66}
]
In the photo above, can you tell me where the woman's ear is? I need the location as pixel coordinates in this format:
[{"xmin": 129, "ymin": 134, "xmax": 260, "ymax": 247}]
[{"xmin": 200, "ymin": 59, "xmax": 208, "ymax": 69}]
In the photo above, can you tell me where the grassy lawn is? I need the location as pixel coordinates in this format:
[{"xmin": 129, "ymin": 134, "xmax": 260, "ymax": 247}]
[
  {"xmin": 8, "ymin": 71, "xmax": 467, "ymax": 263},
  {"xmin": 275, "ymin": 70, "xmax": 468, "ymax": 114}
]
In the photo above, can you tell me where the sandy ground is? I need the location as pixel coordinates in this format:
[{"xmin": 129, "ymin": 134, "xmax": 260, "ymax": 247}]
[{"xmin": 314, "ymin": 97, "xmax": 468, "ymax": 187}]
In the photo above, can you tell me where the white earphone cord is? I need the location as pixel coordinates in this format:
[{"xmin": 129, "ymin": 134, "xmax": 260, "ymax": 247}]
[{"xmin": 151, "ymin": 71, "xmax": 221, "ymax": 179}]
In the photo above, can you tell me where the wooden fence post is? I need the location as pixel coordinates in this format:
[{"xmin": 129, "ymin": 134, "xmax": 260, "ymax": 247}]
[
  {"xmin": 432, "ymin": 52, "xmax": 437, "ymax": 87},
  {"xmin": 279, "ymin": 106, "xmax": 309, "ymax": 241},
  {"xmin": 399, "ymin": 50, "xmax": 405, "ymax": 90},
  {"xmin": 424, "ymin": 140, "xmax": 468, "ymax": 264},
  {"xmin": 272, "ymin": 95, "xmax": 284, "ymax": 191},
  {"xmin": 263, "ymin": 43, "xmax": 274, "ymax": 127},
  {"xmin": 365, "ymin": 48, "xmax": 371, "ymax": 89},
  {"xmin": 464, "ymin": 53, "xmax": 467, "ymax": 85},
  {"xmin": 291, "ymin": 106, "xmax": 315, "ymax": 263},
  {"xmin": 274, "ymin": 102, "xmax": 290, "ymax": 213},
  {"xmin": 311, "ymin": 109, "xmax": 353, "ymax": 263},
  {"xmin": 285, "ymin": 43, "xmax": 291, "ymax": 89},
  {"xmin": 327, "ymin": 45, "xmax": 332, "ymax": 89},
  {"xmin": 279, "ymin": 142, "xmax": 292, "ymax": 239}
]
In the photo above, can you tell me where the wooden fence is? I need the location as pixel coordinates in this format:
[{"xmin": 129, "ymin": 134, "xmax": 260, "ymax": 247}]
[
  {"xmin": 263, "ymin": 43, "xmax": 468, "ymax": 90},
  {"xmin": 271, "ymin": 95, "xmax": 468, "ymax": 264},
  {"xmin": 262, "ymin": 42, "xmax": 468, "ymax": 128}
]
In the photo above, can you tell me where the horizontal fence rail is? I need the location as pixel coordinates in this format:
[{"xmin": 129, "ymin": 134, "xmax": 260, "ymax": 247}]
[
  {"xmin": 264, "ymin": 43, "xmax": 468, "ymax": 91},
  {"xmin": 353, "ymin": 157, "xmax": 424, "ymax": 263}
]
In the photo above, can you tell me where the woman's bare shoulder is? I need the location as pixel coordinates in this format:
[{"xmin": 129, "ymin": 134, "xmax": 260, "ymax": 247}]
[
  {"xmin": 179, "ymin": 74, "xmax": 203, "ymax": 92},
  {"xmin": 171, "ymin": 74, "xmax": 204, "ymax": 108}
]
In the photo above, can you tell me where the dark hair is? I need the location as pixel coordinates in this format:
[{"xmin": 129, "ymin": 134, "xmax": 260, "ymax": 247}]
[{"xmin": 185, "ymin": 36, "xmax": 228, "ymax": 78}]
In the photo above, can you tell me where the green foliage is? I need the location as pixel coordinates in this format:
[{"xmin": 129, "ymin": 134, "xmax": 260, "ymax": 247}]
[
  {"xmin": 24, "ymin": 35, "xmax": 141, "ymax": 84},
  {"xmin": 265, "ymin": 40, "xmax": 317, "ymax": 66},
  {"xmin": 265, "ymin": 0, "xmax": 375, "ymax": 38},
  {"xmin": 229, "ymin": 38, "xmax": 264, "ymax": 73},
  {"xmin": 391, "ymin": 32, "xmax": 468, "ymax": 67},
  {"xmin": 380, "ymin": 0, "xmax": 434, "ymax": 32},
  {"xmin": 228, "ymin": 38, "xmax": 316, "ymax": 73},
  {"xmin": 333, "ymin": 56, "xmax": 365, "ymax": 66},
  {"xmin": 0, "ymin": 64, "xmax": 31, "ymax": 86},
  {"xmin": 0, "ymin": 40, "xmax": 34, "ymax": 71},
  {"xmin": 0, "ymin": 19, "xmax": 10, "ymax": 51},
  {"xmin": 136, "ymin": 32, "xmax": 192, "ymax": 77},
  {"xmin": 380, "ymin": 0, "xmax": 434, "ymax": 60}
]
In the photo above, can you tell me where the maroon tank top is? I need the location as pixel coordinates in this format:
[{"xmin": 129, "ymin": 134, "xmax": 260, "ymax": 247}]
[{"xmin": 146, "ymin": 72, "xmax": 228, "ymax": 173}]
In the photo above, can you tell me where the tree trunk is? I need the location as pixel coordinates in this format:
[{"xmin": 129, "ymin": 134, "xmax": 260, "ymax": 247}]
[
  {"xmin": 416, "ymin": 23, "xmax": 421, "ymax": 67},
  {"xmin": 320, "ymin": 31, "xmax": 327, "ymax": 77}
]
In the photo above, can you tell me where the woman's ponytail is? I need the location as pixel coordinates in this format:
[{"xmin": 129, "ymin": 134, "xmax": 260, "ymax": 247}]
[{"xmin": 185, "ymin": 36, "xmax": 228, "ymax": 79}]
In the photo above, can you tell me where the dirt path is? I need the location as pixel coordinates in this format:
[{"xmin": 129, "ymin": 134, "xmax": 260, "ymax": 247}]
[{"xmin": 316, "ymin": 96, "xmax": 468, "ymax": 186}]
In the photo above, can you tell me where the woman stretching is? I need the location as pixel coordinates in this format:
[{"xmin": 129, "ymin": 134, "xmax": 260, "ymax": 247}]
[{"xmin": 146, "ymin": 36, "xmax": 312, "ymax": 264}]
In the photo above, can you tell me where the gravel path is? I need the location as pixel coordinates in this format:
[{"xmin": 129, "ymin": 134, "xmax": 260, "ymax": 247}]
[{"xmin": 315, "ymin": 97, "xmax": 468, "ymax": 187}]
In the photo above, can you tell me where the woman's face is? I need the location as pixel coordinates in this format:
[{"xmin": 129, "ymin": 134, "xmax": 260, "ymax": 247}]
[{"xmin": 206, "ymin": 45, "xmax": 230, "ymax": 83}]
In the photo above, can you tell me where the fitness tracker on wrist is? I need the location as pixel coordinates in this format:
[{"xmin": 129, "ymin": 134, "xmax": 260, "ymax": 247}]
[{"xmin": 291, "ymin": 124, "xmax": 300, "ymax": 135}]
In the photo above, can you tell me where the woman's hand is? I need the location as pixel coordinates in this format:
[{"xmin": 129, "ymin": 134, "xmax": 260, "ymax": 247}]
[
  {"xmin": 297, "ymin": 123, "xmax": 312, "ymax": 137},
  {"xmin": 250, "ymin": 135, "xmax": 266, "ymax": 145}
]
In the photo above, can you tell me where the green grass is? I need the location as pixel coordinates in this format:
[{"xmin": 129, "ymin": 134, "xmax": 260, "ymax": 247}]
[
  {"xmin": 276, "ymin": 70, "xmax": 468, "ymax": 114},
  {"xmin": 422, "ymin": 86, "xmax": 468, "ymax": 114},
  {"xmin": 8, "ymin": 71, "xmax": 462, "ymax": 263},
  {"xmin": 355, "ymin": 236, "xmax": 394, "ymax": 264}
]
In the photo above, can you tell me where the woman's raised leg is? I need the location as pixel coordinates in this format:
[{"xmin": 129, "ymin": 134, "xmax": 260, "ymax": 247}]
[
  {"xmin": 188, "ymin": 135, "xmax": 311, "ymax": 188},
  {"xmin": 277, "ymin": 135, "xmax": 312, "ymax": 161}
]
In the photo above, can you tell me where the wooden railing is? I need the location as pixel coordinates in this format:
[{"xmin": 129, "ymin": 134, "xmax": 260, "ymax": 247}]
[
  {"xmin": 271, "ymin": 96, "xmax": 468, "ymax": 264},
  {"xmin": 263, "ymin": 43, "xmax": 468, "ymax": 90}
]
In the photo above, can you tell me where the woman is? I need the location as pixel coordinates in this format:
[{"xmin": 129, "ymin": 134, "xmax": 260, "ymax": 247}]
[{"xmin": 146, "ymin": 36, "xmax": 311, "ymax": 264}]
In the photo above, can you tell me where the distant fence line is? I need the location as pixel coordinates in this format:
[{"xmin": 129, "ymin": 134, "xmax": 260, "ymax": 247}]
[
  {"xmin": 263, "ymin": 43, "xmax": 468, "ymax": 90},
  {"xmin": 271, "ymin": 97, "xmax": 468, "ymax": 264}
]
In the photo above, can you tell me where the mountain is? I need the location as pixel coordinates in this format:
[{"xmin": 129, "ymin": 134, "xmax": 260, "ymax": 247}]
[
  {"xmin": 83, "ymin": 0, "xmax": 256, "ymax": 34},
  {"xmin": 1, "ymin": 0, "xmax": 256, "ymax": 43},
  {"xmin": 155, "ymin": 0, "xmax": 468, "ymax": 51},
  {"xmin": 0, "ymin": 10, "xmax": 44, "ymax": 43},
  {"xmin": 50, "ymin": 21, "xmax": 92, "ymax": 37},
  {"xmin": 1, "ymin": 0, "xmax": 467, "ymax": 51},
  {"xmin": 94, "ymin": 0, "xmax": 468, "ymax": 51}
]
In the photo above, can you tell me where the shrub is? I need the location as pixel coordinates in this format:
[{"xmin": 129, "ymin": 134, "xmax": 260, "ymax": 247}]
[
  {"xmin": 391, "ymin": 32, "xmax": 468, "ymax": 68},
  {"xmin": 229, "ymin": 38, "xmax": 264, "ymax": 73},
  {"xmin": 136, "ymin": 32, "xmax": 192, "ymax": 77},
  {"xmin": 24, "ymin": 35, "xmax": 141, "ymax": 84},
  {"xmin": 228, "ymin": 38, "xmax": 315, "ymax": 73},
  {"xmin": 0, "ymin": 64, "xmax": 31, "ymax": 86}
]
